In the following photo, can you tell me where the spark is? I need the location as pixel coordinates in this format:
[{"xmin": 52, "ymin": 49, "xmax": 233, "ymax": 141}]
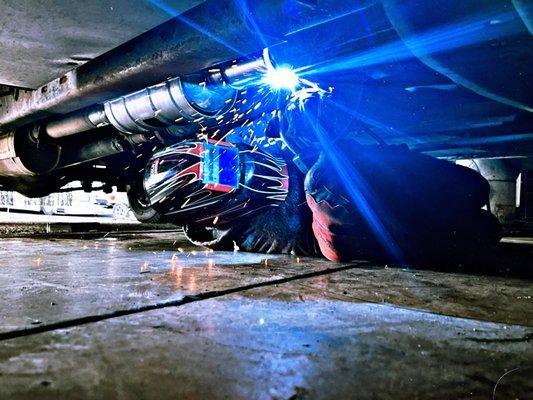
[{"xmin": 140, "ymin": 262, "xmax": 150, "ymax": 273}]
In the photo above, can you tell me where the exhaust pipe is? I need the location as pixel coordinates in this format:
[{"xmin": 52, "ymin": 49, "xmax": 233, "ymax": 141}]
[
  {"xmin": 45, "ymin": 49, "xmax": 274, "ymax": 139},
  {"xmin": 0, "ymin": 49, "xmax": 281, "ymax": 179},
  {"xmin": 0, "ymin": 127, "xmax": 60, "ymax": 177}
]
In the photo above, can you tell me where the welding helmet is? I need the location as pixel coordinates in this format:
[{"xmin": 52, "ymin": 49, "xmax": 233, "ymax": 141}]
[{"xmin": 142, "ymin": 140, "xmax": 289, "ymax": 227}]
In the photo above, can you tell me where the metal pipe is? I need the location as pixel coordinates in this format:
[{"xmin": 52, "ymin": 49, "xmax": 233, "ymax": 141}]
[
  {"xmin": 0, "ymin": 128, "xmax": 61, "ymax": 177},
  {"xmin": 44, "ymin": 50, "xmax": 274, "ymax": 138},
  {"xmin": 209, "ymin": 49, "xmax": 273, "ymax": 89},
  {"xmin": 45, "ymin": 105, "xmax": 107, "ymax": 138},
  {"xmin": 57, "ymin": 135, "xmax": 126, "ymax": 168}
]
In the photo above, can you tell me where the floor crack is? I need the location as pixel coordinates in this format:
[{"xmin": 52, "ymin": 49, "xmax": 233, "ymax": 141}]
[{"xmin": 0, "ymin": 264, "xmax": 360, "ymax": 341}]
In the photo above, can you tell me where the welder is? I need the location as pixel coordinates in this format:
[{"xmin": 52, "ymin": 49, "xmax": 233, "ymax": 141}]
[{"xmin": 143, "ymin": 81, "xmax": 502, "ymax": 265}]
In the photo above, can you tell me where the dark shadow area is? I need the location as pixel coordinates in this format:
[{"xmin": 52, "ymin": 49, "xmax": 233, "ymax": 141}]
[{"xmin": 384, "ymin": 239, "xmax": 533, "ymax": 280}]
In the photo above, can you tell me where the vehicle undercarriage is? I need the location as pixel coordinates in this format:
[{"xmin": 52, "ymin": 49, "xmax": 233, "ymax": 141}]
[{"xmin": 0, "ymin": 0, "xmax": 531, "ymax": 226}]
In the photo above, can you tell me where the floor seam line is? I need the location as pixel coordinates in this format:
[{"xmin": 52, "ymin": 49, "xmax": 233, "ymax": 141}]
[{"xmin": 0, "ymin": 263, "xmax": 360, "ymax": 341}]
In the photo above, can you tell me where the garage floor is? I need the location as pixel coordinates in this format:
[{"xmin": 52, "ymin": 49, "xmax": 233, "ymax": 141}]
[{"xmin": 0, "ymin": 232, "xmax": 531, "ymax": 399}]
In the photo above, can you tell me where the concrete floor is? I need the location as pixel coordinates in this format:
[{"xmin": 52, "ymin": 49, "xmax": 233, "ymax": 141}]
[{"xmin": 0, "ymin": 233, "xmax": 531, "ymax": 399}]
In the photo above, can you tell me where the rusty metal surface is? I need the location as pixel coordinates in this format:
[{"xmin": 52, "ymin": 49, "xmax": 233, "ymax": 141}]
[{"xmin": 0, "ymin": 0, "xmax": 204, "ymax": 89}]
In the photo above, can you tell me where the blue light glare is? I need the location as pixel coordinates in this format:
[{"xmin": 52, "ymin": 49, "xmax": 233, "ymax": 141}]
[
  {"xmin": 302, "ymin": 112, "xmax": 405, "ymax": 262},
  {"xmin": 297, "ymin": 9, "xmax": 523, "ymax": 78},
  {"xmin": 147, "ymin": 0, "xmax": 244, "ymax": 56},
  {"xmin": 262, "ymin": 67, "xmax": 300, "ymax": 92}
]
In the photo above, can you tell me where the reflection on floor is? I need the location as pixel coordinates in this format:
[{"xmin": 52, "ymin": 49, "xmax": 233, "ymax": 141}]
[{"xmin": 0, "ymin": 232, "xmax": 531, "ymax": 399}]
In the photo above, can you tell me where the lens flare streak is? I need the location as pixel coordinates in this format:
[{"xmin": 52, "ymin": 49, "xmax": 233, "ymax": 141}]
[
  {"xmin": 298, "ymin": 9, "xmax": 524, "ymax": 77},
  {"xmin": 148, "ymin": 0, "xmax": 244, "ymax": 55},
  {"xmin": 304, "ymin": 113, "xmax": 405, "ymax": 262}
]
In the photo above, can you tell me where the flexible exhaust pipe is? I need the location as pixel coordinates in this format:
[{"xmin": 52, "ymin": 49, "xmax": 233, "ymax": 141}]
[{"xmin": 45, "ymin": 49, "xmax": 274, "ymax": 139}]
